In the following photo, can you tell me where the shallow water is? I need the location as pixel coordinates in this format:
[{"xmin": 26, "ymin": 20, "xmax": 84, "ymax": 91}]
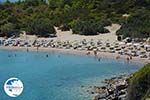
[
  {"xmin": 0, "ymin": 50, "xmax": 143, "ymax": 100},
  {"xmin": 0, "ymin": 0, "xmax": 23, "ymax": 2}
]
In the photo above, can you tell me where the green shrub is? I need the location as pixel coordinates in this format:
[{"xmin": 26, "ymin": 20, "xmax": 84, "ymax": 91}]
[
  {"xmin": 116, "ymin": 10, "xmax": 150, "ymax": 39},
  {"xmin": 128, "ymin": 63, "xmax": 150, "ymax": 100},
  {"xmin": 0, "ymin": 0, "xmax": 150, "ymax": 39},
  {"xmin": 72, "ymin": 20, "xmax": 109, "ymax": 35},
  {"xmin": 27, "ymin": 18, "xmax": 56, "ymax": 37},
  {"xmin": 0, "ymin": 23, "xmax": 19, "ymax": 37}
]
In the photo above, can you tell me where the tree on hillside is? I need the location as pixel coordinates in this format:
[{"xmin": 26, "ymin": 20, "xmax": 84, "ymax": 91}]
[
  {"xmin": 0, "ymin": 0, "xmax": 150, "ymax": 38},
  {"xmin": 0, "ymin": 23, "xmax": 19, "ymax": 37},
  {"xmin": 22, "ymin": 0, "xmax": 47, "ymax": 7},
  {"xmin": 72, "ymin": 20, "xmax": 109, "ymax": 35},
  {"xmin": 116, "ymin": 9, "xmax": 150, "ymax": 38},
  {"xmin": 27, "ymin": 18, "xmax": 56, "ymax": 37}
]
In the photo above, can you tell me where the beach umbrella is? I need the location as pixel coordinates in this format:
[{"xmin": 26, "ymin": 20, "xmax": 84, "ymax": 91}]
[
  {"xmin": 119, "ymin": 42, "xmax": 125, "ymax": 45},
  {"xmin": 126, "ymin": 43, "xmax": 132, "ymax": 46}
]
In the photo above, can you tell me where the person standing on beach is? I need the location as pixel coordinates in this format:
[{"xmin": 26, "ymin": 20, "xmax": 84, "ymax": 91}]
[
  {"xmin": 116, "ymin": 55, "xmax": 120, "ymax": 59},
  {"xmin": 27, "ymin": 47, "xmax": 29, "ymax": 52},
  {"xmin": 127, "ymin": 56, "xmax": 130, "ymax": 62},
  {"xmin": 129, "ymin": 55, "xmax": 132, "ymax": 60},
  {"xmin": 86, "ymin": 51, "xmax": 90, "ymax": 55},
  {"xmin": 94, "ymin": 49, "xmax": 97, "ymax": 56},
  {"xmin": 37, "ymin": 46, "xmax": 39, "ymax": 52}
]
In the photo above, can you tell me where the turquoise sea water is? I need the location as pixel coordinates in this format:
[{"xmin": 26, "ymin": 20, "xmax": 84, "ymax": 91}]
[
  {"xmin": 0, "ymin": 50, "xmax": 143, "ymax": 100},
  {"xmin": 0, "ymin": 0, "xmax": 17, "ymax": 2}
]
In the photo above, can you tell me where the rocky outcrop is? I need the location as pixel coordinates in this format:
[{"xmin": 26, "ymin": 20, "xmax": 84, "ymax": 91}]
[
  {"xmin": 84, "ymin": 64, "xmax": 150, "ymax": 100},
  {"xmin": 84, "ymin": 75, "xmax": 130, "ymax": 100}
]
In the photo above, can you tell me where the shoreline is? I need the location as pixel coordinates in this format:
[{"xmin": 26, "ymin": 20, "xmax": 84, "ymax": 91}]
[{"xmin": 0, "ymin": 46, "xmax": 149, "ymax": 64}]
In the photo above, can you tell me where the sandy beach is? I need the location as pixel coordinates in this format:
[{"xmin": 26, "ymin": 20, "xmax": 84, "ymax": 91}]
[
  {"xmin": 0, "ymin": 23, "xmax": 149, "ymax": 64},
  {"xmin": 19, "ymin": 24, "xmax": 120, "ymax": 43},
  {"xmin": 0, "ymin": 46, "xmax": 149, "ymax": 64}
]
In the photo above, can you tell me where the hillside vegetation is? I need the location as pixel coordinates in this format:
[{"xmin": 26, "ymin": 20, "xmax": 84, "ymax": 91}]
[
  {"xmin": 0, "ymin": 0, "xmax": 150, "ymax": 38},
  {"xmin": 128, "ymin": 64, "xmax": 150, "ymax": 100}
]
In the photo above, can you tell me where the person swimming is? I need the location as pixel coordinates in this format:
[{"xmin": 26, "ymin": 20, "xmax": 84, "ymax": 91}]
[
  {"xmin": 46, "ymin": 54, "xmax": 49, "ymax": 57},
  {"xmin": 98, "ymin": 57, "xmax": 102, "ymax": 61},
  {"xmin": 8, "ymin": 55, "xmax": 11, "ymax": 57}
]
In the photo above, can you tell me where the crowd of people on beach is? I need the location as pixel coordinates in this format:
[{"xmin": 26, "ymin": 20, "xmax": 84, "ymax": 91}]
[{"xmin": 0, "ymin": 37, "xmax": 150, "ymax": 61}]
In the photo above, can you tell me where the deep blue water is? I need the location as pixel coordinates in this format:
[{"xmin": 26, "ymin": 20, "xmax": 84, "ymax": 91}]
[{"xmin": 0, "ymin": 50, "xmax": 143, "ymax": 100}]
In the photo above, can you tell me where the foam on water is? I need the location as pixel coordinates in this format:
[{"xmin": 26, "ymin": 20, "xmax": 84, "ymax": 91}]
[{"xmin": 0, "ymin": 50, "xmax": 143, "ymax": 100}]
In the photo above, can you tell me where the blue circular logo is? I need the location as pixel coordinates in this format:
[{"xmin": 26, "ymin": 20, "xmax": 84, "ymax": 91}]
[{"xmin": 4, "ymin": 77, "xmax": 24, "ymax": 97}]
